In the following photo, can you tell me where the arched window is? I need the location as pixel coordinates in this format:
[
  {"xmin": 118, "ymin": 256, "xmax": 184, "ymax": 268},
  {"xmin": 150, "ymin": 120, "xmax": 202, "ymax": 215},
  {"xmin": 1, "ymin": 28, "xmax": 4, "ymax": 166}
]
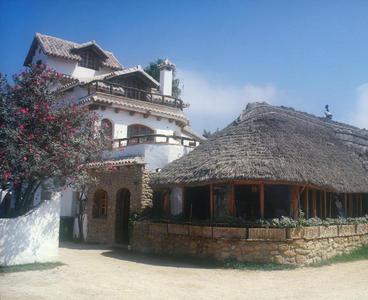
[
  {"xmin": 127, "ymin": 124, "xmax": 154, "ymax": 145},
  {"xmin": 92, "ymin": 189, "xmax": 108, "ymax": 218},
  {"xmin": 101, "ymin": 119, "xmax": 113, "ymax": 149}
]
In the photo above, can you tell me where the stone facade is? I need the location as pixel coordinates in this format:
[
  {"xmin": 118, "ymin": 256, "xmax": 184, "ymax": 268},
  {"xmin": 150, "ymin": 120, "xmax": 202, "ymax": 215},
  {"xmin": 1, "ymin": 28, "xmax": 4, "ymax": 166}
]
[
  {"xmin": 86, "ymin": 165, "xmax": 153, "ymax": 244},
  {"xmin": 132, "ymin": 222, "xmax": 368, "ymax": 266}
]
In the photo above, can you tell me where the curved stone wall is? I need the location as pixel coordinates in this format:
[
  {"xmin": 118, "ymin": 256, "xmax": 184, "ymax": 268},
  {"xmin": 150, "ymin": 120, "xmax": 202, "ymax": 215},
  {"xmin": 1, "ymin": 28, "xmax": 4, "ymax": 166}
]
[{"xmin": 132, "ymin": 222, "xmax": 368, "ymax": 265}]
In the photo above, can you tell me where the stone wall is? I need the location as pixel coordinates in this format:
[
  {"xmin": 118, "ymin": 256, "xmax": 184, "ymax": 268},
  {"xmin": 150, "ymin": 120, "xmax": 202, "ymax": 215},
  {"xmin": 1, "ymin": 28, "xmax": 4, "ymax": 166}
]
[
  {"xmin": 86, "ymin": 165, "xmax": 153, "ymax": 244},
  {"xmin": 131, "ymin": 222, "xmax": 368, "ymax": 265}
]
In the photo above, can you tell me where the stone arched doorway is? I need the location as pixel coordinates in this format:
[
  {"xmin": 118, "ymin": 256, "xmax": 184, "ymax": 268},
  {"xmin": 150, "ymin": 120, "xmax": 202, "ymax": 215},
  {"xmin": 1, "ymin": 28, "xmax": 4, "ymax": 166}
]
[{"xmin": 115, "ymin": 188, "xmax": 130, "ymax": 244}]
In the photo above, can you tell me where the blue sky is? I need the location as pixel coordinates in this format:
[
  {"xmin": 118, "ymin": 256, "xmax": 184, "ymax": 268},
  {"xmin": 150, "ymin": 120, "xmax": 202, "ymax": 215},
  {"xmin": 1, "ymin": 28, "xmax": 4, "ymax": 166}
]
[{"xmin": 1, "ymin": 0, "xmax": 368, "ymax": 132}]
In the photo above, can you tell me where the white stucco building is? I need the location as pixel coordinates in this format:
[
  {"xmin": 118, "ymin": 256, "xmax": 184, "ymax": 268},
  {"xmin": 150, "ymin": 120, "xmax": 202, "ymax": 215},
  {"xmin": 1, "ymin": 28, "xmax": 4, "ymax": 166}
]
[{"xmin": 22, "ymin": 33, "xmax": 202, "ymax": 243}]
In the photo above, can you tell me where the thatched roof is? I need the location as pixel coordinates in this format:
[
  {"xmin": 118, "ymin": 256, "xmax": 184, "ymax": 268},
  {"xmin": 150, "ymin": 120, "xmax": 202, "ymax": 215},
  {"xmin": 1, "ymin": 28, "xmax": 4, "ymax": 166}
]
[{"xmin": 152, "ymin": 103, "xmax": 368, "ymax": 193}]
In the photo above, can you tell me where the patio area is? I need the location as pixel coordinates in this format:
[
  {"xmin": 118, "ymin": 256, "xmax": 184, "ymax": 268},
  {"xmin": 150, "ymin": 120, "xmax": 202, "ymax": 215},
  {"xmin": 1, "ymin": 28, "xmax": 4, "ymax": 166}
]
[{"xmin": 0, "ymin": 243, "xmax": 367, "ymax": 299}]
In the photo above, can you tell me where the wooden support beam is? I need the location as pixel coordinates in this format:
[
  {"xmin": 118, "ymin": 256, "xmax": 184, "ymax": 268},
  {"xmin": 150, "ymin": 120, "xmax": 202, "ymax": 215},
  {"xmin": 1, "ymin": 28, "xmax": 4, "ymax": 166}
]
[
  {"xmin": 210, "ymin": 184, "xmax": 214, "ymax": 220},
  {"xmin": 229, "ymin": 184, "xmax": 235, "ymax": 216},
  {"xmin": 312, "ymin": 190, "xmax": 317, "ymax": 217},
  {"xmin": 163, "ymin": 192, "xmax": 170, "ymax": 215},
  {"xmin": 305, "ymin": 188, "xmax": 309, "ymax": 219},
  {"xmin": 182, "ymin": 187, "xmax": 186, "ymax": 217},
  {"xmin": 329, "ymin": 193, "xmax": 332, "ymax": 218},
  {"xmin": 324, "ymin": 191, "xmax": 327, "ymax": 219},
  {"xmin": 349, "ymin": 194, "xmax": 353, "ymax": 217},
  {"xmin": 290, "ymin": 186, "xmax": 299, "ymax": 219},
  {"xmin": 344, "ymin": 194, "xmax": 348, "ymax": 217},
  {"xmin": 260, "ymin": 183, "xmax": 265, "ymax": 219}
]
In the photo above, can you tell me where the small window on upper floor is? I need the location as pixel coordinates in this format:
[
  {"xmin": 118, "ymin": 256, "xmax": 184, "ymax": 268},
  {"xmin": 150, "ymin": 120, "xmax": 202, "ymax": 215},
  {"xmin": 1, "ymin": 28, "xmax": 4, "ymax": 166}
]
[{"xmin": 79, "ymin": 51, "xmax": 99, "ymax": 70}]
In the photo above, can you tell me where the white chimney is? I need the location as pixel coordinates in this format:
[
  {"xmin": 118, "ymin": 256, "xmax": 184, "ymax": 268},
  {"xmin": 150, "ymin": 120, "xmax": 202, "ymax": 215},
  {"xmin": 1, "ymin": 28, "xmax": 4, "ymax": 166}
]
[{"xmin": 158, "ymin": 59, "xmax": 175, "ymax": 96}]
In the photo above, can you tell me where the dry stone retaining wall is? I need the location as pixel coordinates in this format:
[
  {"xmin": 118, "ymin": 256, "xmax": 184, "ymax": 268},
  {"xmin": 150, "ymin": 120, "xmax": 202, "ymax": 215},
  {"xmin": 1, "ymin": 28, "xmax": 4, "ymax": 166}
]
[{"xmin": 132, "ymin": 222, "xmax": 368, "ymax": 265}]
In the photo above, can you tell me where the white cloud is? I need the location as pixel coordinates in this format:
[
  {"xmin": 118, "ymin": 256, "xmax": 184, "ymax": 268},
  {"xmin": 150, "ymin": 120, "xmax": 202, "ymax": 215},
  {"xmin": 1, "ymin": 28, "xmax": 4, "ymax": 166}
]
[
  {"xmin": 351, "ymin": 83, "xmax": 368, "ymax": 129},
  {"xmin": 178, "ymin": 69, "xmax": 278, "ymax": 133}
]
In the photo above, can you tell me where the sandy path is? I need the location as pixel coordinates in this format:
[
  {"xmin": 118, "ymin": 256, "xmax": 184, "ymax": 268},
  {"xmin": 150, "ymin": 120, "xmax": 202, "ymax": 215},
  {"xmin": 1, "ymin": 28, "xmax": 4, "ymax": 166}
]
[{"xmin": 1, "ymin": 243, "xmax": 368, "ymax": 300}]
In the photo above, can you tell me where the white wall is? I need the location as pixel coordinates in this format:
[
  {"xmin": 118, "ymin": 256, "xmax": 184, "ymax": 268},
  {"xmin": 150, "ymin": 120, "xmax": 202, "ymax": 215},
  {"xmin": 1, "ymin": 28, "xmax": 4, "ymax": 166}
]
[
  {"xmin": 32, "ymin": 50, "xmax": 113, "ymax": 80},
  {"xmin": 46, "ymin": 57, "xmax": 112, "ymax": 79},
  {"xmin": 116, "ymin": 143, "xmax": 194, "ymax": 171},
  {"xmin": 73, "ymin": 214, "xmax": 87, "ymax": 240},
  {"xmin": 160, "ymin": 68, "xmax": 173, "ymax": 96},
  {"xmin": 0, "ymin": 192, "xmax": 61, "ymax": 266},
  {"xmin": 60, "ymin": 187, "xmax": 76, "ymax": 217},
  {"xmin": 99, "ymin": 107, "xmax": 182, "ymax": 139}
]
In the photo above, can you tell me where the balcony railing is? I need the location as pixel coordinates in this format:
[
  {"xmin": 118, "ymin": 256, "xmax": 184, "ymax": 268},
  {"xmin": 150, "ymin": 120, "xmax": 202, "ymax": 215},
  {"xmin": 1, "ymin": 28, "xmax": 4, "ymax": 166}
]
[
  {"xmin": 84, "ymin": 80, "xmax": 185, "ymax": 110},
  {"xmin": 112, "ymin": 134, "xmax": 198, "ymax": 149}
]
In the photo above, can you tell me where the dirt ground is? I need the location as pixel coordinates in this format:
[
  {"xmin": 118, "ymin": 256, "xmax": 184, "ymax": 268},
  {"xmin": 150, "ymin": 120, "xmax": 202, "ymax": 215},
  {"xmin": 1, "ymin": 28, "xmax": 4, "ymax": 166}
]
[{"xmin": 1, "ymin": 243, "xmax": 368, "ymax": 300}]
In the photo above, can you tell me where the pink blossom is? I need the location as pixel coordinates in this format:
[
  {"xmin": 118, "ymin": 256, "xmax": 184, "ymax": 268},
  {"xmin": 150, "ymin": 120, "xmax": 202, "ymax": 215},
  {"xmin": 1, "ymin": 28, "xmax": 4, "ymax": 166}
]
[{"xmin": 4, "ymin": 171, "xmax": 11, "ymax": 180}]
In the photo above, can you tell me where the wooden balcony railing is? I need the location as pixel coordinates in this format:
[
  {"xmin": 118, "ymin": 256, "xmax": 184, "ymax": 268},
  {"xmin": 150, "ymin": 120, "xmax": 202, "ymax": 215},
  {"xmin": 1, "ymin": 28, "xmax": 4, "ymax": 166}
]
[
  {"xmin": 84, "ymin": 80, "xmax": 185, "ymax": 110},
  {"xmin": 113, "ymin": 134, "xmax": 198, "ymax": 149}
]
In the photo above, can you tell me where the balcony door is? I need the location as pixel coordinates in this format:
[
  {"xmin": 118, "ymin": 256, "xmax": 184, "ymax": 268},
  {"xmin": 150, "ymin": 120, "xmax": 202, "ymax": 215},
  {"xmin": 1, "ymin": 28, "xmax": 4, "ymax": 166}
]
[{"xmin": 127, "ymin": 124, "xmax": 154, "ymax": 145}]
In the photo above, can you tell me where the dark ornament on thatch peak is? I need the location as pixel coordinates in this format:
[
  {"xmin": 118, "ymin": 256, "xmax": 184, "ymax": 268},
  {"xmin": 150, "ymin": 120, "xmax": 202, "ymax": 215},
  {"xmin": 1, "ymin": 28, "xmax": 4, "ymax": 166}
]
[{"xmin": 152, "ymin": 102, "xmax": 368, "ymax": 193}]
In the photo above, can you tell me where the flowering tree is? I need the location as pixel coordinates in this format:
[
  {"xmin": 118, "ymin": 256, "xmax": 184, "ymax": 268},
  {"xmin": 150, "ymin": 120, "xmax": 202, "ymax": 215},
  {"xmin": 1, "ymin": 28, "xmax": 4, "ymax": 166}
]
[{"xmin": 0, "ymin": 65, "xmax": 104, "ymax": 217}]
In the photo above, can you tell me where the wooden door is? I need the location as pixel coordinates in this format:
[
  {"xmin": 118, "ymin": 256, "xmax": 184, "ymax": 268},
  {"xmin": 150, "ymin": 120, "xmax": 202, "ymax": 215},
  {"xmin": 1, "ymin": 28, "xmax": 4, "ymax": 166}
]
[{"xmin": 115, "ymin": 189, "xmax": 130, "ymax": 244}]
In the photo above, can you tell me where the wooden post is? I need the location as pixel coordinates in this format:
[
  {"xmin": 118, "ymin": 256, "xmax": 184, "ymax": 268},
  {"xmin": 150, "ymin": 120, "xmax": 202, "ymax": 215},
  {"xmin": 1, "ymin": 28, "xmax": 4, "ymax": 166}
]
[
  {"xmin": 229, "ymin": 184, "xmax": 235, "ymax": 216},
  {"xmin": 360, "ymin": 194, "xmax": 363, "ymax": 217},
  {"xmin": 305, "ymin": 188, "xmax": 309, "ymax": 219},
  {"xmin": 323, "ymin": 191, "xmax": 326, "ymax": 219},
  {"xmin": 290, "ymin": 186, "xmax": 299, "ymax": 219},
  {"xmin": 312, "ymin": 190, "xmax": 317, "ymax": 217},
  {"xmin": 329, "ymin": 193, "xmax": 332, "ymax": 218},
  {"xmin": 344, "ymin": 193, "xmax": 348, "ymax": 217},
  {"xmin": 260, "ymin": 183, "xmax": 265, "ymax": 219},
  {"xmin": 349, "ymin": 194, "xmax": 353, "ymax": 217},
  {"xmin": 210, "ymin": 184, "xmax": 214, "ymax": 220},
  {"xmin": 182, "ymin": 187, "xmax": 186, "ymax": 218},
  {"xmin": 164, "ymin": 192, "xmax": 170, "ymax": 215}
]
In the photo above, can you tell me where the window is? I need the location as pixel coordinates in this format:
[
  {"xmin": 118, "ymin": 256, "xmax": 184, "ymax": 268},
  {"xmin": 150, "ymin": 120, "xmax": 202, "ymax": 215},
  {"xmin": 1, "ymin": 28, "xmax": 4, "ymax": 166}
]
[
  {"xmin": 184, "ymin": 186, "xmax": 210, "ymax": 220},
  {"xmin": 79, "ymin": 51, "xmax": 99, "ymax": 70},
  {"xmin": 214, "ymin": 185, "xmax": 231, "ymax": 217},
  {"xmin": 127, "ymin": 124, "xmax": 154, "ymax": 145},
  {"xmin": 235, "ymin": 185, "xmax": 260, "ymax": 220},
  {"xmin": 92, "ymin": 189, "xmax": 108, "ymax": 218}
]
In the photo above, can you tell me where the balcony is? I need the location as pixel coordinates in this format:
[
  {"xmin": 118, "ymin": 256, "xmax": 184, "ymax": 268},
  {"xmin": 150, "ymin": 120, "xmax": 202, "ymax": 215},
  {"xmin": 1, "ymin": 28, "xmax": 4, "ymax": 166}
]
[
  {"xmin": 113, "ymin": 134, "xmax": 197, "ymax": 148},
  {"xmin": 84, "ymin": 80, "xmax": 185, "ymax": 110},
  {"xmin": 104, "ymin": 134, "xmax": 198, "ymax": 170}
]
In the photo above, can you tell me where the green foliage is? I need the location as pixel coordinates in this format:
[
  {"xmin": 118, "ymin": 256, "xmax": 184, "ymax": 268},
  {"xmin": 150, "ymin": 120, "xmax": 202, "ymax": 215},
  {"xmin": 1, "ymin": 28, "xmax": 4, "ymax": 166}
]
[
  {"xmin": 223, "ymin": 260, "xmax": 297, "ymax": 271},
  {"xmin": 144, "ymin": 58, "xmax": 182, "ymax": 98},
  {"xmin": 0, "ymin": 65, "xmax": 105, "ymax": 216},
  {"xmin": 144, "ymin": 212, "xmax": 368, "ymax": 228},
  {"xmin": 312, "ymin": 245, "xmax": 368, "ymax": 267},
  {"xmin": 202, "ymin": 128, "xmax": 220, "ymax": 139},
  {"xmin": 0, "ymin": 262, "xmax": 64, "ymax": 273}
]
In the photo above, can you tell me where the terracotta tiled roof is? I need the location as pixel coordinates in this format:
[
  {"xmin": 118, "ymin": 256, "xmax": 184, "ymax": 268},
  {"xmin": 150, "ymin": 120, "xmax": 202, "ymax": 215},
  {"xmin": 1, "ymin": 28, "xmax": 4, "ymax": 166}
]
[{"xmin": 24, "ymin": 33, "xmax": 123, "ymax": 70}]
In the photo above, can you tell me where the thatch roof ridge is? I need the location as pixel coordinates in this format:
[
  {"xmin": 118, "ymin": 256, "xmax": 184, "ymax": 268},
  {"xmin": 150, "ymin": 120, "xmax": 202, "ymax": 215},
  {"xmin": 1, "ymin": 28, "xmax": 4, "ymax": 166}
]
[{"xmin": 152, "ymin": 102, "xmax": 368, "ymax": 193}]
